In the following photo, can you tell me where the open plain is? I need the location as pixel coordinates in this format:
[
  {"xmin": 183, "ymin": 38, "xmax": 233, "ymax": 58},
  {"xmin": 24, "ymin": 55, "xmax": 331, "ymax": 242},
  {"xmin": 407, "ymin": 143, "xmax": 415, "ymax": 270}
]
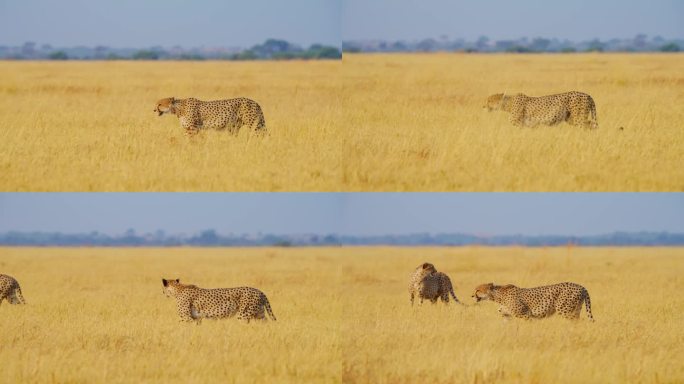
[
  {"xmin": 1, "ymin": 246, "xmax": 682, "ymax": 383},
  {"xmin": 342, "ymin": 53, "xmax": 684, "ymax": 191},
  {"xmin": 0, "ymin": 61, "xmax": 342, "ymax": 191}
]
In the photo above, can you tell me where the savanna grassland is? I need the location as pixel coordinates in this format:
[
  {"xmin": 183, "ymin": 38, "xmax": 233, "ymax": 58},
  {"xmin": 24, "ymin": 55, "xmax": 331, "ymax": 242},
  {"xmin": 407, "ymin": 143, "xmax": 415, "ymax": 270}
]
[
  {"xmin": 0, "ymin": 61, "xmax": 342, "ymax": 191},
  {"xmin": 2, "ymin": 55, "xmax": 683, "ymax": 192},
  {"xmin": 2, "ymin": 247, "xmax": 683, "ymax": 383},
  {"xmin": 0, "ymin": 247, "xmax": 342, "ymax": 383},
  {"xmin": 342, "ymin": 54, "xmax": 684, "ymax": 191},
  {"xmin": 341, "ymin": 246, "xmax": 684, "ymax": 383}
]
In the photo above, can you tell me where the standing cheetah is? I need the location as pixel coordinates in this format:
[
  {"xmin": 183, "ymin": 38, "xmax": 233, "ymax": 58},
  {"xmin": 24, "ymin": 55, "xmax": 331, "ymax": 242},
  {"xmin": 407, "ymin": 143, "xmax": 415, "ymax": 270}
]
[
  {"xmin": 408, "ymin": 262, "xmax": 462, "ymax": 306},
  {"xmin": 472, "ymin": 282, "xmax": 594, "ymax": 321},
  {"xmin": 484, "ymin": 91, "xmax": 598, "ymax": 129},
  {"xmin": 154, "ymin": 97, "xmax": 266, "ymax": 136},
  {"xmin": 162, "ymin": 278, "xmax": 275, "ymax": 323},
  {"xmin": 0, "ymin": 274, "xmax": 26, "ymax": 305}
]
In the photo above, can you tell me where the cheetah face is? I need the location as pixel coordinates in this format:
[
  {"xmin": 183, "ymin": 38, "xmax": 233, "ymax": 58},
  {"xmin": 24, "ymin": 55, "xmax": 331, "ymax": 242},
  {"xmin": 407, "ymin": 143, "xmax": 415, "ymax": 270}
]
[
  {"xmin": 162, "ymin": 278, "xmax": 180, "ymax": 297},
  {"xmin": 154, "ymin": 97, "xmax": 176, "ymax": 116},
  {"xmin": 483, "ymin": 94, "xmax": 504, "ymax": 111},
  {"xmin": 472, "ymin": 283, "xmax": 495, "ymax": 302}
]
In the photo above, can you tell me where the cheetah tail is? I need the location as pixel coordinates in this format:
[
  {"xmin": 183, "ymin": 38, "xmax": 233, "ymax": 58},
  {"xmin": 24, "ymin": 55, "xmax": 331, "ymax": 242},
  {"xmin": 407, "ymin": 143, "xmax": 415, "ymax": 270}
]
[
  {"xmin": 449, "ymin": 286, "xmax": 463, "ymax": 305},
  {"xmin": 16, "ymin": 287, "xmax": 26, "ymax": 304},
  {"xmin": 590, "ymin": 99, "xmax": 598, "ymax": 129},
  {"xmin": 264, "ymin": 298, "xmax": 276, "ymax": 321},
  {"xmin": 584, "ymin": 290, "xmax": 594, "ymax": 322}
]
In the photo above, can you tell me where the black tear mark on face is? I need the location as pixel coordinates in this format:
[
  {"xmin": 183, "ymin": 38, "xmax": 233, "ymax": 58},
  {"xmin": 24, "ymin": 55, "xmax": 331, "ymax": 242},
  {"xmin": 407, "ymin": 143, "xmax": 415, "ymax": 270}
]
[{"xmin": 162, "ymin": 279, "xmax": 168, "ymax": 287}]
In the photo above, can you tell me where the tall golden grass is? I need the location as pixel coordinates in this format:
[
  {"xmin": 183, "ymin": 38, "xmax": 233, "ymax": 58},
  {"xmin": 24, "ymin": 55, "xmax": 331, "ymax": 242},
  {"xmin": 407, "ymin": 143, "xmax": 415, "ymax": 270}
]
[
  {"xmin": 2, "ymin": 55, "xmax": 682, "ymax": 191},
  {"xmin": 0, "ymin": 61, "xmax": 342, "ymax": 191},
  {"xmin": 1, "ymin": 246, "xmax": 682, "ymax": 383},
  {"xmin": 342, "ymin": 53, "xmax": 684, "ymax": 191},
  {"xmin": 341, "ymin": 246, "xmax": 684, "ymax": 383},
  {"xmin": 0, "ymin": 247, "xmax": 342, "ymax": 383}
]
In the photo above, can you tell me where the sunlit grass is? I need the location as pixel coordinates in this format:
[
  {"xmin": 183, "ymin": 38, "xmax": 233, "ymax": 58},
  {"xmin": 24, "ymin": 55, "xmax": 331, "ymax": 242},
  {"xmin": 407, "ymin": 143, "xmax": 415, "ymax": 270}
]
[
  {"xmin": 341, "ymin": 53, "xmax": 684, "ymax": 191},
  {"xmin": 1, "ymin": 246, "xmax": 682, "ymax": 383},
  {"xmin": 340, "ymin": 246, "xmax": 684, "ymax": 383},
  {"xmin": 0, "ymin": 247, "xmax": 342, "ymax": 383},
  {"xmin": 0, "ymin": 61, "xmax": 342, "ymax": 191}
]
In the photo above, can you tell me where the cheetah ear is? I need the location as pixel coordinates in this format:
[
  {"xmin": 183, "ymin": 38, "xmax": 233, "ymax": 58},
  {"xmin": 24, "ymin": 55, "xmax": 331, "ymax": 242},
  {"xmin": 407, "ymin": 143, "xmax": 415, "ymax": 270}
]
[
  {"xmin": 162, "ymin": 279, "xmax": 168, "ymax": 287},
  {"xmin": 175, "ymin": 279, "xmax": 180, "ymax": 283},
  {"xmin": 422, "ymin": 263, "xmax": 430, "ymax": 269},
  {"xmin": 170, "ymin": 97, "xmax": 176, "ymax": 104}
]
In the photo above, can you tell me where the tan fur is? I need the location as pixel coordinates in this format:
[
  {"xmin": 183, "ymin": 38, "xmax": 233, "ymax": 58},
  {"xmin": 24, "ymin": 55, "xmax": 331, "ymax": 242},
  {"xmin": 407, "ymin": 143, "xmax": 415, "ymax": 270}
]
[
  {"xmin": 154, "ymin": 97, "xmax": 266, "ymax": 136},
  {"xmin": 162, "ymin": 278, "xmax": 275, "ymax": 323},
  {"xmin": 408, "ymin": 262, "xmax": 462, "ymax": 306},
  {"xmin": 0, "ymin": 274, "xmax": 26, "ymax": 305},
  {"xmin": 472, "ymin": 282, "xmax": 594, "ymax": 321},
  {"xmin": 484, "ymin": 91, "xmax": 598, "ymax": 129}
]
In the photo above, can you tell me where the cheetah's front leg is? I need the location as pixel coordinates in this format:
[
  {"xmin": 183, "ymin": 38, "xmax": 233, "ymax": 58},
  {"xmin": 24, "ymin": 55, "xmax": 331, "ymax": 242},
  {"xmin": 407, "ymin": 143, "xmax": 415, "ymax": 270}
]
[
  {"xmin": 181, "ymin": 119, "xmax": 201, "ymax": 137},
  {"xmin": 184, "ymin": 126, "xmax": 200, "ymax": 137},
  {"xmin": 177, "ymin": 302, "xmax": 197, "ymax": 323}
]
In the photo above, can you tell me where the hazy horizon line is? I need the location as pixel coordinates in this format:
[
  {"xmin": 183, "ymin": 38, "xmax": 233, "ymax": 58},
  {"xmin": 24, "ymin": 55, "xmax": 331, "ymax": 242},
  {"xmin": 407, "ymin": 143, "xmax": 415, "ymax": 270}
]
[{"xmin": 3, "ymin": 229, "xmax": 681, "ymax": 237}]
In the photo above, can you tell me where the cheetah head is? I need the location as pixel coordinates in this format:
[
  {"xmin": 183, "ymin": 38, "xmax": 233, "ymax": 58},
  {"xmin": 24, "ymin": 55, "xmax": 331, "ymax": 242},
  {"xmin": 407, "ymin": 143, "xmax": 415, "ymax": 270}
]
[
  {"xmin": 154, "ymin": 97, "xmax": 176, "ymax": 116},
  {"xmin": 419, "ymin": 262, "xmax": 437, "ymax": 274},
  {"xmin": 162, "ymin": 278, "xmax": 180, "ymax": 297},
  {"xmin": 483, "ymin": 94, "xmax": 504, "ymax": 111},
  {"xmin": 472, "ymin": 283, "xmax": 495, "ymax": 302}
]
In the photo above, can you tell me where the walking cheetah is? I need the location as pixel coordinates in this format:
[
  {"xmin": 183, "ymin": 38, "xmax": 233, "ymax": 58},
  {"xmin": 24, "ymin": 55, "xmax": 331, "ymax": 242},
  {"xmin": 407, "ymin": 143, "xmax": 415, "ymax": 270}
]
[
  {"xmin": 154, "ymin": 97, "xmax": 266, "ymax": 136},
  {"xmin": 408, "ymin": 262, "xmax": 462, "ymax": 305},
  {"xmin": 162, "ymin": 278, "xmax": 275, "ymax": 323},
  {"xmin": 472, "ymin": 282, "xmax": 594, "ymax": 321},
  {"xmin": 484, "ymin": 91, "xmax": 598, "ymax": 129},
  {"xmin": 0, "ymin": 274, "xmax": 26, "ymax": 305}
]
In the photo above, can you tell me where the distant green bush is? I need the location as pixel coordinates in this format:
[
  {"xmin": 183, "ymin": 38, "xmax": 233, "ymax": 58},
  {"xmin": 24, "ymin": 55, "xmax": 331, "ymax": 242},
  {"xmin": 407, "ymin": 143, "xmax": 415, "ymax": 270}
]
[
  {"xmin": 48, "ymin": 51, "xmax": 68, "ymax": 60},
  {"xmin": 660, "ymin": 43, "xmax": 680, "ymax": 52},
  {"xmin": 132, "ymin": 50, "xmax": 159, "ymax": 60}
]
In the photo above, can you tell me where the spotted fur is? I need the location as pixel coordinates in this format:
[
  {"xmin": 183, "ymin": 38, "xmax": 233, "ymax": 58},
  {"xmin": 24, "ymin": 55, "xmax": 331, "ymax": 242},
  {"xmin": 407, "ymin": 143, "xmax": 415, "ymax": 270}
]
[
  {"xmin": 484, "ymin": 91, "xmax": 598, "ymax": 129},
  {"xmin": 472, "ymin": 282, "xmax": 594, "ymax": 321},
  {"xmin": 0, "ymin": 274, "xmax": 26, "ymax": 305},
  {"xmin": 154, "ymin": 97, "xmax": 266, "ymax": 136},
  {"xmin": 162, "ymin": 278, "xmax": 275, "ymax": 323},
  {"xmin": 408, "ymin": 262, "xmax": 461, "ymax": 306}
]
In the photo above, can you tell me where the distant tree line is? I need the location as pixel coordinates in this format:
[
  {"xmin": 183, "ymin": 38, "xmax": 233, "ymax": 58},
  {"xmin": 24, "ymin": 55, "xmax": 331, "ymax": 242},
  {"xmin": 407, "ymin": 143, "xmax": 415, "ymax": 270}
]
[
  {"xmin": 0, "ymin": 39, "xmax": 341, "ymax": 61},
  {"xmin": 343, "ymin": 34, "xmax": 683, "ymax": 53},
  {"xmin": 1, "ymin": 230, "xmax": 683, "ymax": 247}
]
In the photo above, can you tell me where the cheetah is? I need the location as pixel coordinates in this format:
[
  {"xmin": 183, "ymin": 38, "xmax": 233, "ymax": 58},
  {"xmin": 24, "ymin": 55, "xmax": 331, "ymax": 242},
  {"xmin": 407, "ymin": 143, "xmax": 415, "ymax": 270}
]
[
  {"xmin": 154, "ymin": 97, "xmax": 266, "ymax": 136},
  {"xmin": 483, "ymin": 91, "xmax": 598, "ymax": 129},
  {"xmin": 0, "ymin": 274, "xmax": 26, "ymax": 306},
  {"xmin": 472, "ymin": 282, "xmax": 594, "ymax": 321},
  {"xmin": 162, "ymin": 278, "xmax": 275, "ymax": 323},
  {"xmin": 408, "ymin": 262, "xmax": 462, "ymax": 306}
]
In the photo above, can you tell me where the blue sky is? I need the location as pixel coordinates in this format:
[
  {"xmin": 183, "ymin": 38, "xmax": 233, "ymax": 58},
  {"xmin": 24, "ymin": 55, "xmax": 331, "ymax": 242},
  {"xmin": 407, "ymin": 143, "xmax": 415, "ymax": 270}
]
[
  {"xmin": 0, "ymin": 193, "xmax": 681, "ymax": 236},
  {"xmin": 0, "ymin": 0, "xmax": 341, "ymax": 48},
  {"xmin": 343, "ymin": 0, "xmax": 684, "ymax": 41}
]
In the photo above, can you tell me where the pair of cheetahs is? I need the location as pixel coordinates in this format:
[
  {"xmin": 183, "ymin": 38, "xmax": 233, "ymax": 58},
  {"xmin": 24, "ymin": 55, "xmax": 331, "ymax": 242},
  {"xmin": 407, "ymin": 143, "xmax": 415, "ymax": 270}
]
[
  {"xmin": 1, "ymin": 273, "xmax": 275, "ymax": 323},
  {"xmin": 154, "ymin": 90, "xmax": 598, "ymax": 136},
  {"xmin": 409, "ymin": 263, "xmax": 594, "ymax": 321}
]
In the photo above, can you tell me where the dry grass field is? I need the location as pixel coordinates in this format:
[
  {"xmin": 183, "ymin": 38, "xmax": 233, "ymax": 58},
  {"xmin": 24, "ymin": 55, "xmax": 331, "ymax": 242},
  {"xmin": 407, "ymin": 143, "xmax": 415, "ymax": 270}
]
[
  {"xmin": 342, "ymin": 53, "xmax": 684, "ymax": 191},
  {"xmin": 0, "ymin": 247, "xmax": 342, "ymax": 383},
  {"xmin": 2, "ymin": 246, "xmax": 683, "ymax": 383},
  {"xmin": 341, "ymin": 246, "xmax": 684, "ymax": 383},
  {"xmin": 2, "ymin": 55, "xmax": 682, "ymax": 191},
  {"xmin": 0, "ymin": 61, "xmax": 342, "ymax": 191}
]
